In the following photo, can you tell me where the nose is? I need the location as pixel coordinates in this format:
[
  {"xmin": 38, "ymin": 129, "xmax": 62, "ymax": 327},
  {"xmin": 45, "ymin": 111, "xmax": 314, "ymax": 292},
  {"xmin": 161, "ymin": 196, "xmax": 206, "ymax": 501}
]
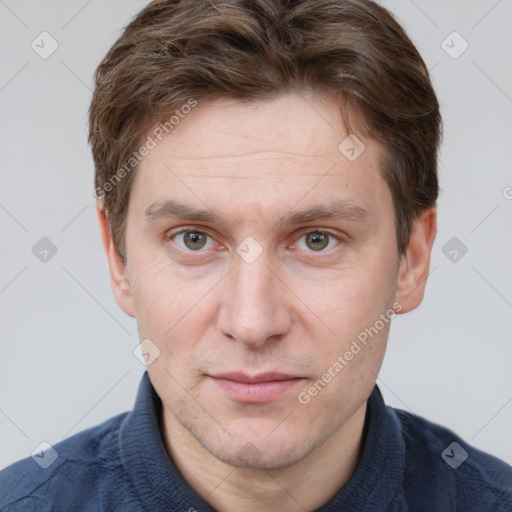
[{"xmin": 217, "ymin": 250, "xmax": 292, "ymax": 348}]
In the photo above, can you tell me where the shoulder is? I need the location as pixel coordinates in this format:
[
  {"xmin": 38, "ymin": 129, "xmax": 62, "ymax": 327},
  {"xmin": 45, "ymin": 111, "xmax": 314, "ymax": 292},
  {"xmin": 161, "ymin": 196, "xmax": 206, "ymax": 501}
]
[
  {"xmin": 389, "ymin": 405, "xmax": 512, "ymax": 510},
  {"xmin": 0, "ymin": 412, "xmax": 135, "ymax": 511}
]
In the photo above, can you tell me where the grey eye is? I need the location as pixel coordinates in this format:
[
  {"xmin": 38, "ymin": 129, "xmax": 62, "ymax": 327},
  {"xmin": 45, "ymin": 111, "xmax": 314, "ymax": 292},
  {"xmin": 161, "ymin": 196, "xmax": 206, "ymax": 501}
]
[
  {"xmin": 174, "ymin": 231, "xmax": 213, "ymax": 251},
  {"xmin": 305, "ymin": 232, "xmax": 330, "ymax": 251},
  {"xmin": 295, "ymin": 231, "xmax": 340, "ymax": 252},
  {"xmin": 184, "ymin": 232, "xmax": 207, "ymax": 250}
]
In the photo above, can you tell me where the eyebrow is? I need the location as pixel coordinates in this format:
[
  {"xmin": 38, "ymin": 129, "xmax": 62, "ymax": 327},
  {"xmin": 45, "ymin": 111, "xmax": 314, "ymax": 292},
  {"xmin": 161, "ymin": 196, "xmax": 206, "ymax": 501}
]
[{"xmin": 144, "ymin": 198, "xmax": 368, "ymax": 228}]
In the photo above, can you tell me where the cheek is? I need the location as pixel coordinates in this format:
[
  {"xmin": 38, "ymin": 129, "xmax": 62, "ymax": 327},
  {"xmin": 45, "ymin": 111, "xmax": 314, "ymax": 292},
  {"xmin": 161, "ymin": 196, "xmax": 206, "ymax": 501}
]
[
  {"xmin": 293, "ymin": 252, "xmax": 397, "ymax": 374},
  {"xmin": 130, "ymin": 261, "xmax": 177, "ymax": 327},
  {"xmin": 301, "ymin": 261, "xmax": 394, "ymax": 332},
  {"xmin": 129, "ymin": 258, "xmax": 219, "ymax": 362}
]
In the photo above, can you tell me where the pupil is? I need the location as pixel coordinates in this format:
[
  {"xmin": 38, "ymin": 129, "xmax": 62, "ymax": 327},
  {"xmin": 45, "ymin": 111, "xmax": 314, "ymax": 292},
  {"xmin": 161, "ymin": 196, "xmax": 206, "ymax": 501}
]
[
  {"xmin": 185, "ymin": 232, "xmax": 206, "ymax": 250},
  {"xmin": 307, "ymin": 232, "xmax": 328, "ymax": 251}
]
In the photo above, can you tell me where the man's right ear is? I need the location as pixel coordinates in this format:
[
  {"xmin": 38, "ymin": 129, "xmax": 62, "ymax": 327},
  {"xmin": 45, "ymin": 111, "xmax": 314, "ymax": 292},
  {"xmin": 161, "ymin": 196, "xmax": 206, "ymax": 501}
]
[{"xmin": 96, "ymin": 203, "xmax": 136, "ymax": 318}]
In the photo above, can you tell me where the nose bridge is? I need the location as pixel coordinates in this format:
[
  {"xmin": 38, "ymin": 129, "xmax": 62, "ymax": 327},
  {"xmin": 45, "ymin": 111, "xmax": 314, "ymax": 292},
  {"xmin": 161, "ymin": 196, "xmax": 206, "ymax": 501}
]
[
  {"xmin": 218, "ymin": 247, "xmax": 290, "ymax": 346},
  {"xmin": 233, "ymin": 251, "xmax": 273, "ymax": 308}
]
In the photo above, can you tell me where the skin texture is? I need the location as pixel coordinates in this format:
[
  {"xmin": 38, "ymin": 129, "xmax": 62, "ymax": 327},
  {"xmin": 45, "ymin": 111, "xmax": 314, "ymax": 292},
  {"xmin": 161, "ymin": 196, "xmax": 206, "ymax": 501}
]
[{"xmin": 97, "ymin": 92, "xmax": 437, "ymax": 512}]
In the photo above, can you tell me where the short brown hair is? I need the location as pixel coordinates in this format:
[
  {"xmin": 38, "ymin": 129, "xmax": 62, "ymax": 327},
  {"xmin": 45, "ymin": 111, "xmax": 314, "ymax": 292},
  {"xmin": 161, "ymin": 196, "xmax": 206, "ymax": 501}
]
[{"xmin": 89, "ymin": 0, "xmax": 441, "ymax": 263}]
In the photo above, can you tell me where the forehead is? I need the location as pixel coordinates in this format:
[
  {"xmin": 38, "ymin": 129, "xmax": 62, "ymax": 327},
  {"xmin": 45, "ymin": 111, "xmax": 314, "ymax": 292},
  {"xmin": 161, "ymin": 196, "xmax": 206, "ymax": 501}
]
[
  {"xmin": 130, "ymin": 92, "xmax": 389, "ymax": 224},
  {"xmin": 145, "ymin": 93, "xmax": 375, "ymax": 165}
]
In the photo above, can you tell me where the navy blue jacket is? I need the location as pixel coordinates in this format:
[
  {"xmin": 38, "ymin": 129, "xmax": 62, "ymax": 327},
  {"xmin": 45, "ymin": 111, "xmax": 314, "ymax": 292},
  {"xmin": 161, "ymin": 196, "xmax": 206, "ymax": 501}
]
[{"xmin": 1, "ymin": 371, "xmax": 511, "ymax": 511}]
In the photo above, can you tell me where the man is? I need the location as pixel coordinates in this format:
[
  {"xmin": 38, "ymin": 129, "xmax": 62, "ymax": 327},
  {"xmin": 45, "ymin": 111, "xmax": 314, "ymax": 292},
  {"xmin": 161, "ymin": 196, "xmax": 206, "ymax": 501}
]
[{"xmin": 1, "ymin": 0, "xmax": 511, "ymax": 510}]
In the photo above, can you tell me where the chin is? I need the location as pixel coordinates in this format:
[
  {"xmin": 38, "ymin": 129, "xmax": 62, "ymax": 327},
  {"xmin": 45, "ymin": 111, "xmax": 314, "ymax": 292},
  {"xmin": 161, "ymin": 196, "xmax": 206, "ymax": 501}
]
[{"xmin": 197, "ymin": 428, "xmax": 323, "ymax": 470}]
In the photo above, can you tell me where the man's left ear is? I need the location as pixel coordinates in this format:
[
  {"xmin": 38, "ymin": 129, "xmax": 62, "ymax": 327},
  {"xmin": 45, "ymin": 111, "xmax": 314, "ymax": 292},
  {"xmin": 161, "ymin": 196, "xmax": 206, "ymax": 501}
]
[{"xmin": 395, "ymin": 207, "xmax": 437, "ymax": 314}]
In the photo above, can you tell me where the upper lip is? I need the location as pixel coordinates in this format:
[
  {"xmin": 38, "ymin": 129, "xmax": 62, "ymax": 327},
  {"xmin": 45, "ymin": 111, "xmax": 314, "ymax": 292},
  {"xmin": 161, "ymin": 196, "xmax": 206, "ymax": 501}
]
[{"xmin": 210, "ymin": 372, "xmax": 302, "ymax": 383}]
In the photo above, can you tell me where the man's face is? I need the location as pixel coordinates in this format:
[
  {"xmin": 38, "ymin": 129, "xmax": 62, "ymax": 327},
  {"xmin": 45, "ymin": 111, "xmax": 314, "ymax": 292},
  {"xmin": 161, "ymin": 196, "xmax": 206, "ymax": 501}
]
[{"xmin": 122, "ymin": 92, "xmax": 402, "ymax": 468}]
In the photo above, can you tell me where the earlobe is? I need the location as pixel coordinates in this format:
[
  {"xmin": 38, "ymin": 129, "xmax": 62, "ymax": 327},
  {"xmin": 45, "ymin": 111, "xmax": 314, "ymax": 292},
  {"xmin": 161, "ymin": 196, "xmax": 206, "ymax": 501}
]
[
  {"xmin": 96, "ymin": 203, "xmax": 136, "ymax": 318},
  {"xmin": 395, "ymin": 208, "xmax": 437, "ymax": 314}
]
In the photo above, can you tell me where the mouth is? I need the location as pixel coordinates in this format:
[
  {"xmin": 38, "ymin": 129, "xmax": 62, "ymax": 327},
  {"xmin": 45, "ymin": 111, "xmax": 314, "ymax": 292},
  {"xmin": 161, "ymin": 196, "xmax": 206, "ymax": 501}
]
[{"xmin": 207, "ymin": 372, "xmax": 305, "ymax": 403}]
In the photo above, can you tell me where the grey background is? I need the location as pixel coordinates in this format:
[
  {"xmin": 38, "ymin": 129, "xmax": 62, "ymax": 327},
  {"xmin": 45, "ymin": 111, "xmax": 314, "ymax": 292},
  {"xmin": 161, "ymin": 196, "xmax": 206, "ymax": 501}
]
[{"xmin": 1, "ymin": 0, "xmax": 511, "ymax": 469}]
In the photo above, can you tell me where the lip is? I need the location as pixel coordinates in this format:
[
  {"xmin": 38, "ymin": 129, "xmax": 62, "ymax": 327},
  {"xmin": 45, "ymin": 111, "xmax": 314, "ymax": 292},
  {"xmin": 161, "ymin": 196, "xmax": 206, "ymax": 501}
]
[{"xmin": 208, "ymin": 372, "xmax": 304, "ymax": 403}]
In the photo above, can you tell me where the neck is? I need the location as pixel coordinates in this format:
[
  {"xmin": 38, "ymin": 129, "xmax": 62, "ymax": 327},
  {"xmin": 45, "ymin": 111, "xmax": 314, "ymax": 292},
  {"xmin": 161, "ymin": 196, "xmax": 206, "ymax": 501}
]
[{"xmin": 161, "ymin": 402, "xmax": 367, "ymax": 512}]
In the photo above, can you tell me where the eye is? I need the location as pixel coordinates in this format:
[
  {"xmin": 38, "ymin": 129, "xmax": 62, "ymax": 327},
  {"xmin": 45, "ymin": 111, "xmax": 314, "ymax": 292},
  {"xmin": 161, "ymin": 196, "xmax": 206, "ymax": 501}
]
[
  {"xmin": 294, "ymin": 230, "xmax": 341, "ymax": 252},
  {"xmin": 169, "ymin": 230, "xmax": 216, "ymax": 251}
]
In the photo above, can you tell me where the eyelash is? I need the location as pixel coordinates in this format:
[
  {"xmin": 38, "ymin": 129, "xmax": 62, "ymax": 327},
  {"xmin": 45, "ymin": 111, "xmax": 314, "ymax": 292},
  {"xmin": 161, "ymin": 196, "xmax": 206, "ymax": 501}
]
[{"xmin": 164, "ymin": 227, "xmax": 344, "ymax": 256}]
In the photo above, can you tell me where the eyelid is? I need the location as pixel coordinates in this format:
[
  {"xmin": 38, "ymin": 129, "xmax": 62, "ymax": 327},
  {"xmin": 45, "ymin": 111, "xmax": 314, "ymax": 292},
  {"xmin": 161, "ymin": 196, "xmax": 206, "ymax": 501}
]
[
  {"xmin": 164, "ymin": 226, "xmax": 209, "ymax": 241},
  {"xmin": 296, "ymin": 227, "xmax": 343, "ymax": 239}
]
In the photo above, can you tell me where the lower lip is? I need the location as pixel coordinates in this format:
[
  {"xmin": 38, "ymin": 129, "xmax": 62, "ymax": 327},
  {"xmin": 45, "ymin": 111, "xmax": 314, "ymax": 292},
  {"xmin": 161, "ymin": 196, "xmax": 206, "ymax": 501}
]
[{"xmin": 211, "ymin": 377, "xmax": 303, "ymax": 403}]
